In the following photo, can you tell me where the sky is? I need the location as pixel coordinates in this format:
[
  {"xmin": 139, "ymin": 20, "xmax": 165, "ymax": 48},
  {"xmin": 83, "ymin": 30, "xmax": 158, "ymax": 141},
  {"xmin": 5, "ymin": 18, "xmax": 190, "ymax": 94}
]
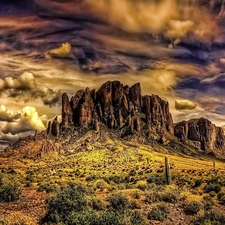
[{"xmin": 1, "ymin": 0, "xmax": 225, "ymax": 149}]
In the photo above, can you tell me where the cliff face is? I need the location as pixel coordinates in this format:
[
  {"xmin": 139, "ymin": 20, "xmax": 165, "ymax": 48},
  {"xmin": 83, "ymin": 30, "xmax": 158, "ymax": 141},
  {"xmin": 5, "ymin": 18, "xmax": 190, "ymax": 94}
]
[
  {"xmin": 46, "ymin": 80, "xmax": 225, "ymax": 155},
  {"xmin": 48, "ymin": 81, "xmax": 174, "ymax": 141},
  {"xmin": 174, "ymin": 118, "xmax": 225, "ymax": 152}
]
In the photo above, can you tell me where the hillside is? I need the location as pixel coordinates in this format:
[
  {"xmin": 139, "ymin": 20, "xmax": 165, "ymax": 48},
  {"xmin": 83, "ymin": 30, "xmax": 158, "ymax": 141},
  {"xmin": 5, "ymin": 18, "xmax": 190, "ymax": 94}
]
[
  {"xmin": 0, "ymin": 81, "xmax": 225, "ymax": 224},
  {"xmin": 1, "ymin": 137, "xmax": 225, "ymax": 224}
]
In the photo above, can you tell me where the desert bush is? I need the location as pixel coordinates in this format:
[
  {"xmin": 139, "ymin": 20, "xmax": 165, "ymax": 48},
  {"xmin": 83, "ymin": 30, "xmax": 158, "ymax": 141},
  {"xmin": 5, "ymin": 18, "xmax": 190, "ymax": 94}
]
[
  {"xmin": 161, "ymin": 189, "xmax": 179, "ymax": 203},
  {"xmin": 95, "ymin": 179, "xmax": 109, "ymax": 191},
  {"xmin": 109, "ymin": 175, "xmax": 124, "ymax": 184},
  {"xmin": 202, "ymin": 196, "xmax": 214, "ymax": 211},
  {"xmin": 129, "ymin": 199, "xmax": 142, "ymax": 209},
  {"xmin": 98, "ymin": 211, "xmax": 124, "ymax": 225},
  {"xmin": 206, "ymin": 175, "xmax": 225, "ymax": 186},
  {"xmin": 192, "ymin": 212, "xmax": 225, "ymax": 225},
  {"xmin": 66, "ymin": 210, "xmax": 123, "ymax": 225},
  {"xmin": 217, "ymin": 191, "xmax": 225, "ymax": 201},
  {"xmin": 145, "ymin": 190, "xmax": 161, "ymax": 203},
  {"xmin": 204, "ymin": 183, "xmax": 221, "ymax": 193},
  {"xmin": 0, "ymin": 178, "xmax": 21, "ymax": 202},
  {"xmin": 129, "ymin": 169, "xmax": 136, "ymax": 176},
  {"xmin": 109, "ymin": 192, "xmax": 129, "ymax": 212},
  {"xmin": 219, "ymin": 195, "xmax": 225, "ymax": 205},
  {"xmin": 193, "ymin": 179, "xmax": 203, "ymax": 187},
  {"xmin": 86, "ymin": 175, "xmax": 97, "ymax": 182},
  {"xmin": 132, "ymin": 190, "xmax": 141, "ymax": 199},
  {"xmin": 38, "ymin": 183, "xmax": 57, "ymax": 193},
  {"xmin": 147, "ymin": 174, "xmax": 166, "ymax": 185},
  {"xmin": 147, "ymin": 203, "xmax": 169, "ymax": 221},
  {"xmin": 43, "ymin": 183, "xmax": 88, "ymax": 224},
  {"xmin": 91, "ymin": 197, "xmax": 106, "ymax": 210},
  {"xmin": 136, "ymin": 180, "xmax": 147, "ymax": 191},
  {"xmin": 184, "ymin": 201, "xmax": 202, "ymax": 215},
  {"xmin": 130, "ymin": 210, "xmax": 147, "ymax": 225}
]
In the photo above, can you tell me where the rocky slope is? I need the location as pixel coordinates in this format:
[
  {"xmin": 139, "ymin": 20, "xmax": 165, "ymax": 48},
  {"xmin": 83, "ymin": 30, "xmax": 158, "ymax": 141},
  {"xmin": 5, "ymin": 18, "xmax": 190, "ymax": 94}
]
[{"xmin": 2, "ymin": 81, "xmax": 225, "ymax": 159}]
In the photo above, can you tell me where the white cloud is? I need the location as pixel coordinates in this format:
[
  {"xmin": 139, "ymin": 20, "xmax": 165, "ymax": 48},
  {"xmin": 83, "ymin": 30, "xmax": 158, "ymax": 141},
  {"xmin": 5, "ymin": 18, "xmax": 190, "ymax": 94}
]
[
  {"xmin": 2, "ymin": 106, "xmax": 46, "ymax": 135},
  {"xmin": 0, "ymin": 72, "xmax": 62, "ymax": 106},
  {"xmin": 0, "ymin": 105, "xmax": 20, "ymax": 122}
]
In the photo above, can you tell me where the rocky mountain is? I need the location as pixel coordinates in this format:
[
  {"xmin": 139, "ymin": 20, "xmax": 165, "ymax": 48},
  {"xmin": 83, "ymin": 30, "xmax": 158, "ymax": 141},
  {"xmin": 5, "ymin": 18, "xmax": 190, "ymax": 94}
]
[
  {"xmin": 48, "ymin": 81, "xmax": 174, "ymax": 142},
  {"xmin": 2, "ymin": 81, "xmax": 225, "ymax": 159},
  {"xmin": 174, "ymin": 118, "xmax": 225, "ymax": 153}
]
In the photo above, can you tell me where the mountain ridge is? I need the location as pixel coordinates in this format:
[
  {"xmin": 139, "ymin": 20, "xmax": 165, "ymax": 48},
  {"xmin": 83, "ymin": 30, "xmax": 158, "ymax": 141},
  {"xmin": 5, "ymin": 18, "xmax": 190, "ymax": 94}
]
[{"xmin": 2, "ymin": 80, "xmax": 225, "ymax": 159}]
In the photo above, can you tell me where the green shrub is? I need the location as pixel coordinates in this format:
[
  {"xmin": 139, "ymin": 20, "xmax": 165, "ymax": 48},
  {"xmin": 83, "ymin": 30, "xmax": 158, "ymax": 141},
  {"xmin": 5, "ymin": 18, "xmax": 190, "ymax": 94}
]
[
  {"xmin": 136, "ymin": 181, "xmax": 147, "ymax": 191},
  {"xmin": 184, "ymin": 201, "xmax": 202, "ymax": 215},
  {"xmin": 109, "ymin": 175, "xmax": 124, "ymax": 184},
  {"xmin": 0, "ymin": 174, "xmax": 21, "ymax": 203},
  {"xmin": 66, "ymin": 210, "xmax": 124, "ymax": 225},
  {"xmin": 147, "ymin": 203, "xmax": 169, "ymax": 221},
  {"xmin": 217, "ymin": 192, "xmax": 225, "ymax": 201},
  {"xmin": 193, "ymin": 179, "xmax": 203, "ymax": 187},
  {"xmin": 132, "ymin": 190, "xmax": 141, "ymax": 199},
  {"xmin": 98, "ymin": 211, "xmax": 124, "ymax": 225},
  {"xmin": 96, "ymin": 180, "xmax": 108, "ymax": 190},
  {"xmin": 38, "ymin": 183, "xmax": 56, "ymax": 193},
  {"xmin": 219, "ymin": 195, "xmax": 225, "ymax": 205},
  {"xmin": 66, "ymin": 210, "xmax": 97, "ymax": 225},
  {"xmin": 130, "ymin": 210, "xmax": 146, "ymax": 225},
  {"xmin": 129, "ymin": 169, "xmax": 136, "ymax": 176},
  {"xmin": 145, "ymin": 190, "xmax": 161, "ymax": 203},
  {"xmin": 43, "ymin": 184, "xmax": 88, "ymax": 224},
  {"xmin": 204, "ymin": 183, "xmax": 221, "ymax": 193},
  {"xmin": 203, "ymin": 196, "xmax": 214, "ymax": 211},
  {"xmin": 147, "ymin": 174, "xmax": 166, "ymax": 185},
  {"xmin": 161, "ymin": 191, "xmax": 179, "ymax": 203},
  {"xmin": 91, "ymin": 197, "xmax": 106, "ymax": 210},
  {"xmin": 129, "ymin": 199, "xmax": 142, "ymax": 209},
  {"xmin": 86, "ymin": 175, "xmax": 97, "ymax": 182},
  {"xmin": 109, "ymin": 192, "xmax": 129, "ymax": 212},
  {"xmin": 0, "ymin": 183, "xmax": 21, "ymax": 202},
  {"xmin": 192, "ymin": 212, "xmax": 225, "ymax": 225}
]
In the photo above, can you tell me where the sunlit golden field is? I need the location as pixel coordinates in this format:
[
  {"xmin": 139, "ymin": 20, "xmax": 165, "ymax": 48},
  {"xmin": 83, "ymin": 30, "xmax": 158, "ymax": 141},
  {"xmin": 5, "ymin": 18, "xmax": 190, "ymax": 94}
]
[{"xmin": 0, "ymin": 138, "xmax": 225, "ymax": 225}]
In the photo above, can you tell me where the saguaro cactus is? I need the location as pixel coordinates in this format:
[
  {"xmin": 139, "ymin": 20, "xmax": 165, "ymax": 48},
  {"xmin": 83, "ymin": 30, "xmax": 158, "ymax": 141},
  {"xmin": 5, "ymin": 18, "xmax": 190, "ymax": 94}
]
[
  {"xmin": 213, "ymin": 160, "xmax": 216, "ymax": 170},
  {"xmin": 165, "ymin": 156, "xmax": 171, "ymax": 185}
]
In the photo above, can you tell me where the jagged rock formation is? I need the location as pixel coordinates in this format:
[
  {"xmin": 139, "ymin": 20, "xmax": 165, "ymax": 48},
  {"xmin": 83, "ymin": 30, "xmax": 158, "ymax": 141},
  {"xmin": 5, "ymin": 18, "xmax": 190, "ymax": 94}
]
[
  {"xmin": 174, "ymin": 118, "xmax": 225, "ymax": 152},
  {"xmin": 61, "ymin": 93, "xmax": 73, "ymax": 127},
  {"xmin": 51, "ymin": 117, "xmax": 60, "ymax": 136},
  {"xmin": 48, "ymin": 81, "xmax": 174, "ymax": 141},
  {"xmin": 2, "ymin": 81, "xmax": 225, "ymax": 159}
]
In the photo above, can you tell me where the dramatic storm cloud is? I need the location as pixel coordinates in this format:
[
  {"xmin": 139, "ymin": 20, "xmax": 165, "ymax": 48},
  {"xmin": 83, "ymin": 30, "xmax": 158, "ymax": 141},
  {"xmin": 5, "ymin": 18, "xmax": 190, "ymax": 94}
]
[
  {"xmin": 84, "ymin": 0, "xmax": 220, "ymax": 42},
  {"xmin": 1, "ymin": 0, "xmax": 225, "ymax": 148}
]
